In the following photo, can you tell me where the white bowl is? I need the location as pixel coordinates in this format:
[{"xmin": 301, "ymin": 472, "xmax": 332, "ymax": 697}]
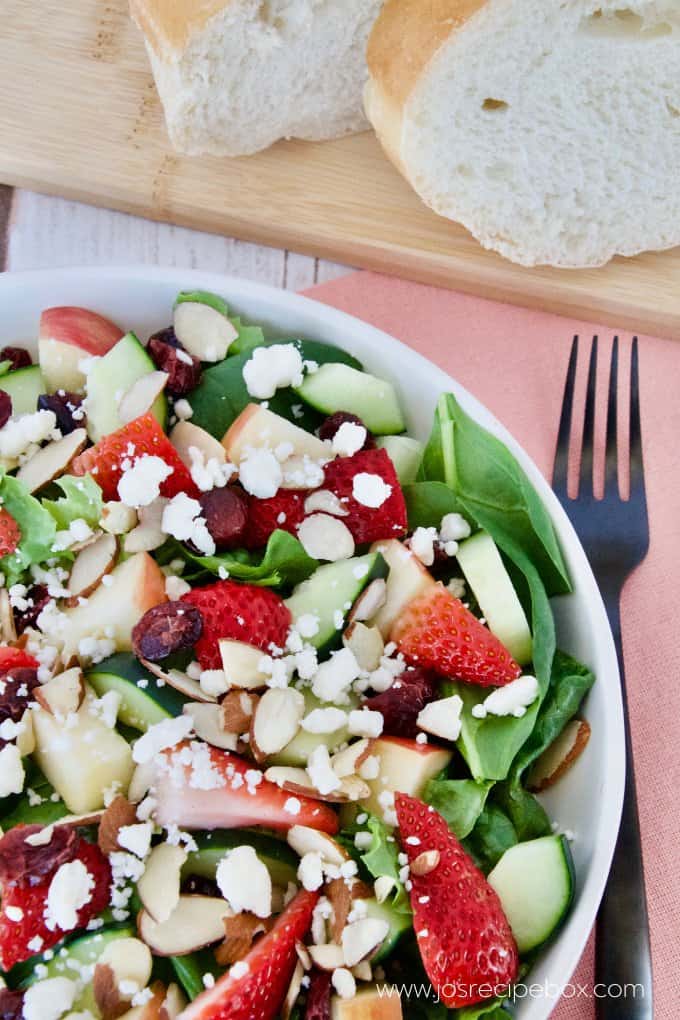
[{"xmin": 0, "ymin": 266, "xmax": 623, "ymax": 1019}]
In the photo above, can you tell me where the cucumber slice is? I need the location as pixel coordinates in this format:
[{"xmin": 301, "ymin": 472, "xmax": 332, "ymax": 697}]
[
  {"xmin": 456, "ymin": 531, "xmax": 533, "ymax": 665},
  {"xmin": 487, "ymin": 835, "xmax": 574, "ymax": 953},
  {"xmin": 363, "ymin": 898, "xmax": 411, "ymax": 961},
  {"xmin": 294, "ymin": 364, "xmax": 405, "ymax": 435},
  {"xmin": 85, "ymin": 332, "xmax": 167, "ymax": 442},
  {"xmin": 376, "ymin": 435, "xmax": 423, "ymax": 485},
  {"xmin": 183, "ymin": 830, "xmax": 298, "ymax": 887},
  {"xmin": 87, "ymin": 652, "xmax": 187, "ymax": 732},
  {"xmin": 0, "ymin": 365, "xmax": 44, "ymax": 416},
  {"xmin": 269, "ymin": 689, "xmax": 358, "ymax": 767},
  {"xmin": 285, "ymin": 553, "xmax": 388, "ymax": 652}
]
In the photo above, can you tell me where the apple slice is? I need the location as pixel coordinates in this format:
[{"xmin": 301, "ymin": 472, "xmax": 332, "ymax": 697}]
[
  {"xmin": 61, "ymin": 552, "xmax": 167, "ymax": 660},
  {"xmin": 16, "ymin": 428, "xmax": 88, "ymax": 493},
  {"xmin": 68, "ymin": 532, "xmax": 117, "ymax": 602},
  {"xmin": 360, "ymin": 736, "xmax": 452, "ymax": 822},
  {"xmin": 33, "ymin": 666, "xmax": 85, "ymax": 716},
  {"xmin": 331, "ymin": 987, "xmax": 404, "ymax": 1019},
  {"xmin": 137, "ymin": 842, "xmax": 187, "ymax": 924},
  {"xmin": 39, "ymin": 306, "xmax": 124, "ymax": 393},
  {"xmin": 222, "ymin": 404, "xmax": 329, "ymax": 465},
  {"xmin": 138, "ymin": 896, "xmax": 233, "ymax": 956},
  {"xmin": 170, "ymin": 420, "xmax": 228, "ymax": 471},
  {"xmin": 119, "ymin": 371, "xmax": 169, "ymax": 426},
  {"xmin": 368, "ymin": 540, "xmax": 435, "ymax": 637}
]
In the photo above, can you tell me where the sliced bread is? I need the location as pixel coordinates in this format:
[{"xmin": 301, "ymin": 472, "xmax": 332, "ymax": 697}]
[
  {"xmin": 131, "ymin": 0, "xmax": 384, "ymax": 157},
  {"xmin": 365, "ymin": 0, "xmax": 680, "ymax": 267}
]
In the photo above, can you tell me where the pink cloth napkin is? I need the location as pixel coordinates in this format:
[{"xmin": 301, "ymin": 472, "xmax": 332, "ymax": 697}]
[{"xmin": 305, "ymin": 271, "xmax": 680, "ymax": 1019}]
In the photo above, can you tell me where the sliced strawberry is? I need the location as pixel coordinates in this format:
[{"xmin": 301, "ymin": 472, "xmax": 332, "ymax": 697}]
[
  {"xmin": 181, "ymin": 580, "xmax": 291, "ymax": 670},
  {"xmin": 321, "ymin": 448, "xmax": 407, "ymax": 544},
  {"xmin": 364, "ymin": 666, "xmax": 440, "ymax": 739},
  {"xmin": 396, "ymin": 793, "xmax": 518, "ymax": 1008},
  {"xmin": 72, "ymin": 412, "xmax": 198, "ymax": 502},
  {"xmin": 153, "ymin": 744, "xmax": 338, "ymax": 835},
  {"xmin": 0, "ymin": 510, "xmax": 21, "ymax": 558},
  {"xmin": 0, "ymin": 838, "xmax": 111, "ymax": 970},
  {"xmin": 182, "ymin": 888, "xmax": 317, "ymax": 1020},
  {"xmin": 242, "ymin": 490, "xmax": 307, "ymax": 550},
  {"xmin": 390, "ymin": 583, "xmax": 522, "ymax": 688},
  {"xmin": 0, "ymin": 647, "xmax": 39, "ymax": 672}
]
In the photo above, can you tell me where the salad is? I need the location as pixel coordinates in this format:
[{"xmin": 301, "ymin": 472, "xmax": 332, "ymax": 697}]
[{"xmin": 0, "ymin": 290, "xmax": 595, "ymax": 1020}]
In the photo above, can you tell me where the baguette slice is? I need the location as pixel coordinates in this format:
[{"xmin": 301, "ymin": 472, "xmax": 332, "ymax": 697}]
[
  {"xmin": 365, "ymin": 0, "xmax": 680, "ymax": 267},
  {"xmin": 131, "ymin": 0, "xmax": 384, "ymax": 157}
]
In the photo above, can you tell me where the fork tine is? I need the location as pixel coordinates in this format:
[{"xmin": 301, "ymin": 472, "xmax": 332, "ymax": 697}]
[
  {"xmin": 578, "ymin": 337, "xmax": 598, "ymax": 498},
  {"xmin": 603, "ymin": 337, "xmax": 619, "ymax": 498},
  {"xmin": 629, "ymin": 337, "xmax": 646, "ymax": 502},
  {"xmin": 552, "ymin": 336, "xmax": 578, "ymax": 499}
]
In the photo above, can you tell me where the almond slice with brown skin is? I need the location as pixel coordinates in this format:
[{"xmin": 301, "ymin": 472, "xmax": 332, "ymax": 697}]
[
  {"xmin": 281, "ymin": 960, "xmax": 305, "ymax": 1020},
  {"xmin": 264, "ymin": 767, "xmax": 366, "ymax": 804},
  {"xmin": 221, "ymin": 690, "xmax": 258, "ymax": 734},
  {"xmin": 182, "ymin": 702, "xmax": 239, "ymax": 751},
  {"xmin": 295, "ymin": 941, "xmax": 312, "ymax": 970},
  {"xmin": 343, "ymin": 622, "xmax": 384, "ymax": 672},
  {"xmin": 68, "ymin": 533, "xmax": 117, "ymax": 603},
  {"xmin": 327, "ymin": 878, "xmax": 373, "ymax": 943},
  {"xmin": 137, "ymin": 843, "xmax": 188, "ymax": 925},
  {"xmin": 330, "ymin": 739, "xmax": 373, "ymax": 779},
  {"xmin": 93, "ymin": 963, "xmax": 126, "ymax": 1020},
  {"xmin": 527, "ymin": 718, "xmax": 591, "ymax": 792},
  {"xmin": 410, "ymin": 849, "xmax": 440, "ymax": 877},
  {"xmin": 95, "ymin": 937, "xmax": 153, "ymax": 1016},
  {"xmin": 250, "ymin": 688, "xmax": 305, "ymax": 763},
  {"xmin": 138, "ymin": 896, "xmax": 233, "ymax": 956},
  {"xmin": 219, "ymin": 639, "xmax": 269, "ymax": 690},
  {"xmin": 349, "ymin": 579, "xmax": 387, "ymax": 624},
  {"xmin": 214, "ymin": 913, "xmax": 272, "ymax": 967},
  {"xmin": 287, "ymin": 826, "xmax": 350, "ymax": 867},
  {"xmin": 34, "ymin": 667, "xmax": 85, "ymax": 717},
  {"xmin": 125, "ymin": 500, "xmax": 168, "ymax": 554},
  {"xmin": 119, "ymin": 371, "xmax": 169, "ymax": 426},
  {"xmin": 17, "ymin": 428, "xmax": 88, "ymax": 493},
  {"xmin": 139, "ymin": 657, "xmax": 217, "ymax": 704},
  {"xmin": 351, "ymin": 960, "xmax": 373, "ymax": 982},
  {"xmin": 303, "ymin": 490, "xmax": 348, "ymax": 517},
  {"xmin": 308, "ymin": 943, "xmax": 347, "ymax": 972},
  {"xmin": 98, "ymin": 795, "xmax": 138, "ymax": 855}
]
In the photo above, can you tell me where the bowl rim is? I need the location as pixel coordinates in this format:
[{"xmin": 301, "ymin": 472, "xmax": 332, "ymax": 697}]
[{"xmin": 0, "ymin": 264, "xmax": 625, "ymax": 1018}]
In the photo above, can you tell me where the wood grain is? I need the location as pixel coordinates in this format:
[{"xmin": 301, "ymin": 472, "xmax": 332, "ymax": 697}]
[
  {"xmin": 0, "ymin": 187, "xmax": 13, "ymax": 270},
  {"xmin": 1, "ymin": 0, "xmax": 679, "ymax": 338}
]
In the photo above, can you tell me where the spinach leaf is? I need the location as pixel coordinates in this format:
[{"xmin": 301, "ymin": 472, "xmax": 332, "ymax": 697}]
[
  {"xmin": 404, "ymin": 481, "xmax": 466, "ymax": 530},
  {"xmin": 462, "ymin": 803, "xmax": 518, "ymax": 874},
  {"xmin": 358, "ymin": 815, "xmax": 411, "ymax": 916},
  {"xmin": 179, "ymin": 530, "xmax": 318, "ymax": 588},
  {"xmin": 423, "ymin": 779, "xmax": 493, "ymax": 839},
  {"xmin": 228, "ymin": 316, "xmax": 266, "ymax": 356},
  {"xmin": 490, "ymin": 782, "xmax": 551, "ymax": 843},
  {"xmin": 424, "ymin": 394, "xmax": 571, "ymax": 597},
  {"xmin": 189, "ymin": 339, "xmax": 362, "ymax": 438},
  {"xmin": 457, "ymin": 1001, "xmax": 511, "ymax": 1019},
  {"xmin": 43, "ymin": 473, "xmax": 103, "ymax": 531},
  {"xmin": 0, "ymin": 471, "xmax": 57, "ymax": 584}
]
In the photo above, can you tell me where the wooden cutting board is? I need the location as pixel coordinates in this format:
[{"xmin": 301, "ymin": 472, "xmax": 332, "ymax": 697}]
[{"xmin": 2, "ymin": 0, "xmax": 679, "ymax": 340}]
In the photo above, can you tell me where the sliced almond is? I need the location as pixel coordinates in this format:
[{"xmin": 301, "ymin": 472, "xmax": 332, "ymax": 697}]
[
  {"xmin": 98, "ymin": 795, "xmax": 138, "ymax": 855},
  {"xmin": 250, "ymin": 688, "xmax": 305, "ymax": 762},
  {"xmin": 308, "ymin": 943, "xmax": 346, "ymax": 972},
  {"xmin": 327, "ymin": 878, "xmax": 373, "ymax": 943},
  {"xmin": 343, "ymin": 622, "xmax": 384, "ymax": 673},
  {"xmin": 303, "ymin": 490, "xmax": 348, "ymax": 517},
  {"xmin": 349, "ymin": 579, "xmax": 387, "ymax": 624},
  {"xmin": 138, "ymin": 895, "xmax": 233, "ymax": 956},
  {"xmin": 0, "ymin": 589, "xmax": 16, "ymax": 643},
  {"xmin": 139, "ymin": 658, "xmax": 217, "ymax": 704},
  {"xmin": 297, "ymin": 514, "xmax": 355, "ymax": 562},
  {"xmin": 295, "ymin": 941, "xmax": 312, "ymax": 970},
  {"xmin": 264, "ymin": 767, "xmax": 364, "ymax": 804},
  {"xmin": 34, "ymin": 667, "xmax": 84, "ymax": 716},
  {"xmin": 101, "ymin": 501, "xmax": 138, "ymax": 536},
  {"xmin": 17, "ymin": 428, "xmax": 87, "ymax": 493},
  {"xmin": 68, "ymin": 532, "xmax": 117, "ymax": 603},
  {"xmin": 15, "ymin": 709, "xmax": 35, "ymax": 756},
  {"xmin": 214, "ymin": 913, "xmax": 271, "ymax": 967},
  {"xmin": 352, "ymin": 960, "xmax": 373, "ymax": 982},
  {"xmin": 128, "ymin": 761, "xmax": 156, "ymax": 804},
  {"xmin": 93, "ymin": 962, "xmax": 126, "ymax": 1020},
  {"xmin": 338, "ymin": 775, "xmax": 371, "ymax": 802},
  {"xmin": 221, "ymin": 690, "xmax": 258, "ymax": 735},
  {"xmin": 137, "ymin": 842, "xmax": 188, "ymax": 925},
  {"xmin": 219, "ymin": 639, "xmax": 269, "ymax": 690},
  {"xmin": 119, "ymin": 371, "xmax": 169, "ymax": 426},
  {"xmin": 160, "ymin": 984, "xmax": 186, "ymax": 1020},
  {"xmin": 281, "ymin": 960, "xmax": 305, "ymax": 1020},
  {"xmin": 374, "ymin": 876, "xmax": 397, "ymax": 904},
  {"xmin": 341, "ymin": 918, "xmax": 390, "ymax": 967},
  {"xmin": 125, "ymin": 499, "xmax": 168, "ymax": 555},
  {"xmin": 527, "ymin": 718, "xmax": 592, "ymax": 792},
  {"xmin": 23, "ymin": 809, "xmax": 106, "ymax": 846},
  {"xmin": 170, "ymin": 421, "xmax": 227, "ymax": 471},
  {"xmin": 182, "ymin": 702, "xmax": 238, "ymax": 751},
  {"xmin": 98, "ymin": 937, "xmax": 153, "ymax": 1003},
  {"xmin": 287, "ymin": 826, "xmax": 350, "ymax": 867},
  {"xmin": 410, "ymin": 849, "xmax": 440, "ymax": 877},
  {"xmin": 330, "ymin": 739, "xmax": 372, "ymax": 779}
]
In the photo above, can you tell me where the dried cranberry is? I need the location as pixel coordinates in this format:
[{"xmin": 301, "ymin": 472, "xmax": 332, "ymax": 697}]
[
  {"xmin": 199, "ymin": 488, "xmax": 248, "ymax": 551},
  {"xmin": 148, "ymin": 336, "xmax": 202, "ymax": 397},
  {"xmin": 148, "ymin": 325, "xmax": 181, "ymax": 349},
  {"xmin": 0, "ymin": 824, "xmax": 77, "ymax": 886},
  {"xmin": 37, "ymin": 392, "xmax": 85, "ymax": 435},
  {"xmin": 0, "ymin": 988, "xmax": 25, "ymax": 1020},
  {"xmin": 318, "ymin": 412, "xmax": 375, "ymax": 449},
  {"xmin": 0, "ymin": 392, "xmax": 11, "ymax": 429},
  {"xmin": 304, "ymin": 970, "xmax": 332, "ymax": 1020},
  {"xmin": 0, "ymin": 347, "xmax": 32, "ymax": 372},
  {"xmin": 132, "ymin": 602, "xmax": 203, "ymax": 663},
  {"xmin": 0, "ymin": 668, "xmax": 40, "ymax": 739},
  {"xmin": 364, "ymin": 666, "xmax": 439, "ymax": 739},
  {"xmin": 13, "ymin": 584, "xmax": 50, "ymax": 636}
]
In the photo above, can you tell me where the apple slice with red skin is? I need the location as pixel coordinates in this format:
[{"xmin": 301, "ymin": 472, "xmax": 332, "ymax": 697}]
[
  {"xmin": 152, "ymin": 743, "xmax": 339, "ymax": 835},
  {"xmin": 39, "ymin": 306, "xmax": 124, "ymax": 393},
  {"xmin": 181, "ymin": 889, "xmax": 318, "ymax": 1020}
]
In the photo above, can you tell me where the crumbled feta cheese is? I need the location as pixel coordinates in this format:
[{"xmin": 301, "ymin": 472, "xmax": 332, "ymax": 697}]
[
  {"xmin": 229, "ymin": 961, "xmax": 250, "ymax": 980},
  {"xmin": 199, "ymin": 669, "xmax": 229, "ymax": 698},
  {"xmin": 282, "ymin": 455, "xmax": 326, "ymax": 490},
  {"xmin": 307, "ymin": 744, "xmax": 342, "ymax": 796},
  {"xmin": 297, "ymin": 852, "xmax": 324, "ymax": 892},
  {"xmin": 0, "ymin": 743, "xmax": 24, "ymax": 797},
  {"xmin": 284, "ymin": 797, "xmax": 301, "ymax": 816},
  {"xmin": 88, "ymin": 690, "xmax": 121, "ymax": 727},
  {"xmin": 440, "ymin": 513, "xmax": 472, "ymax": 543},
  {"xmin": 301, "ymin": 707, "xmax": 348, "ymax": 734},
  {"xmin": 332, "ymin": 422, "xmax": 367, "ymax": 457},
  {"xmin": 44, "ymin": 860, "xmax": 94, "ymax": 931},
  {"xmin": 295, "ymin": 615, "xmax": 320, "ymax": 639},
  {"xmin": 238, "ymin": 447, "xmax": 282, "ymax": 499},
  {"xmin": 22, "ymin": 977, "xmax": 77, "ymax": 1020},
  {"xmin": 132, "ymin": 715, "xmax": 194, "ymax": 764},
  {"xmin": 352, "ymin": 473, "xmax": 392, "ymax": 508},
  {"xmin": 410, "ymin": 527, "xmax": 438, "ymax": 566},
  {"xmin": 118, "ymin": 455, "xmax": 173, "ymax": 509},
  {"xmin": 117, "ymin": 822, "xmax": 153, "ymax": 859},
  {"xmin": 417, "ymin": 695, "xmax": 463, "ymax": 742},
  {"xmin": 347, "ymin": 709, "xmax": 384, "ymax": 739},
  {"xmin": 77, "ymin": 635, "xmax": 116, "ymax": 665},
  {"xmin": 216, "ymin": 845, "xmax": 272, "ymax": 918},
  {"xmin": 472, "ymin": 674, "xmax": 539, "ymax": 719},
  {"xmin": 332, "ymin": 968, "xmax": 357, "ymax": 1000},
  {"xmin": 447, "ymin": 577, "xmax": 466, "ymax": 599},
  {"xmin": 243, "ymin": 344, "xmax": 304, "ymax": 400},
  {"xmin": 174, "ymin": 399, "xmax": 193, "ymax": 421},
  {"xmin": 162, "ymin": 493, "xmax": 215, "ymax": 555},
  {"xmin": 52, "ymin": 518, "xmax": 94, "ymax": 552},
  {"xmin": 311, "ymin": 648, "xmax": 361, "ymax": 704},
  {"xmin": 0, "ymin": 409, "xmax": 56, "ymax": 459},
  {"xmin": 188, "ymin": 446, "xmax": 235, "ymax": 492}
]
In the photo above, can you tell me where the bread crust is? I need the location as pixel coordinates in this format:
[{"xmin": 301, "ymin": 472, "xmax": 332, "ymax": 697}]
[{"xmin": 129, "ymin": 0, "xmax": 232, "ymax": 59}]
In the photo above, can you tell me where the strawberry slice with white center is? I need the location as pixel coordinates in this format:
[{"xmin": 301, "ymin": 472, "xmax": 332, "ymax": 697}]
[
  {"xmin": 396, "ymin": 793, "xmax": 519, "ymax": 1008},
  {"xmin": 152, "ymin": 744, "xmax": 339, "ymax": 835},
  {"xmin": 390, "ymin": 582, "xmax": 522, "ymax": 687},
  {"xmin": 181, "ymin": 888, "xmax": 318, "ymax": 1020}
]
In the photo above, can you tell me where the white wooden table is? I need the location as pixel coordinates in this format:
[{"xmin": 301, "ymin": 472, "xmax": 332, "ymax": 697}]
[{"xmin": 0, "ymin": 186, "xmax": 352, "ymax": 288}]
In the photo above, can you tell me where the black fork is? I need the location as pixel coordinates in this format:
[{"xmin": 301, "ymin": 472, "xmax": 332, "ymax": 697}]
[{"xmin": 553, "ymin": 337, "xmax": 653, "ymax": 1019}]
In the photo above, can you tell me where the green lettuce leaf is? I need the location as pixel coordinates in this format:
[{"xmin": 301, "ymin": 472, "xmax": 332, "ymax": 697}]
[
  {"xmin": 359, "ymin": 815, "xmax": 411, "ymax": 916},
  {"xmin": 43, "ymin": 474, "xmax": 103, "ymax": 531},
  {"xmin": 178, "ymin": 529, "xmax": 317, "ymax": 588},
  {"xmin": 0, "ymin": 471, "xmax": 57, "ymax": 584},
  {"xmin": 422, "ymin": 779, "xmax": 493, "ymax": 840}
]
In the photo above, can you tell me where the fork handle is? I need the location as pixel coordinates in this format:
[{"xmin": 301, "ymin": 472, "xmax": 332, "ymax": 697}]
[{"xmin": 595, "ymin": 600, "xmax": 653, "ymax": 1019}]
